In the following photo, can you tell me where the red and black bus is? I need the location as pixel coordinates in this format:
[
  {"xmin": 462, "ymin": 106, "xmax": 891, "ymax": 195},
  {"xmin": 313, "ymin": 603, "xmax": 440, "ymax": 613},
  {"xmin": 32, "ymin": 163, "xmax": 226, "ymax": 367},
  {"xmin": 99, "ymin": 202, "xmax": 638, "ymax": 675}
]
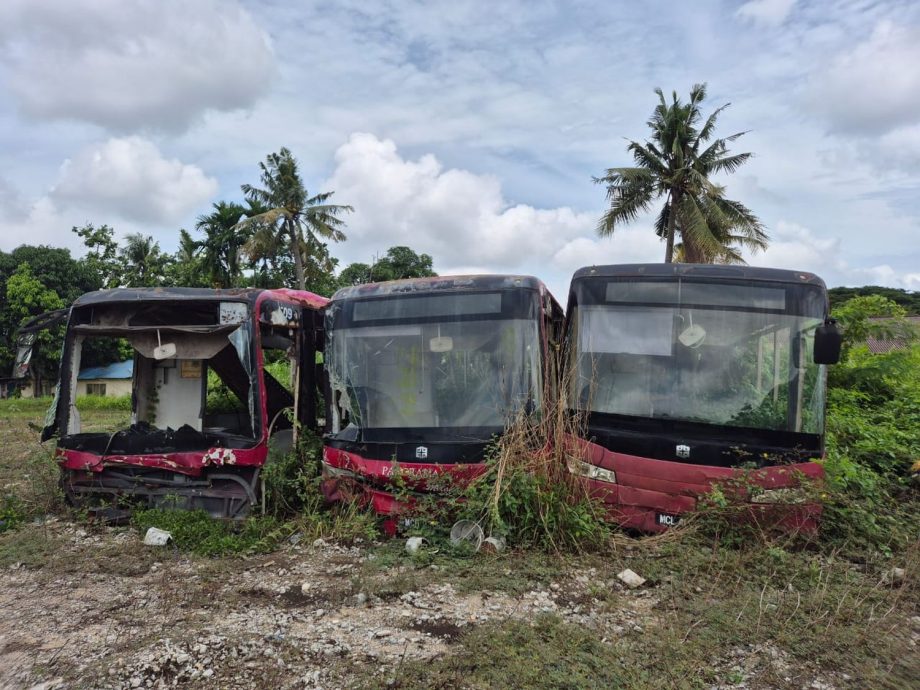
[
  {"xmin": 563, "ymin": 264, "xmax": 841, "ymax": 532},
  {"xmin": 321, "ymin": 275, "xmax": 563, "ymax": 528},
  {"xmin": 17, "ymin": 287, "xmax": 328, "ymax": 518}
]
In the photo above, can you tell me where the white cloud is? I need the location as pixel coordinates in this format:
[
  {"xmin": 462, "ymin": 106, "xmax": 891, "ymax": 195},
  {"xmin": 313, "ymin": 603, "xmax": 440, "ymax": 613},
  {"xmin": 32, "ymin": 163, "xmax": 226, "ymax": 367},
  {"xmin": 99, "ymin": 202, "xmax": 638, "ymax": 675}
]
[
  {"xmin": 50, "ymin": 137, "xmax": 217, "ymax": 225},
  {"xmin": 552, "ymin": 232, "xmax": 663, "ymax": 274},
  {"xmin": 325, "ymin": 133, "xmax": 596, "ymax": 272},
  {"xmin": 0, "ymin": 0, "xmax": 275, "ymax": 132},
  {"xmin": 877, "ymin": 124, "xmax": 920, "ymax": 168},
  {"xmin": 736, "ymin": 0, "xmax": 797, "ymax": 27},
  {"xmin": 747, "ymin": 220, "xmax": 920, "ymax": 290},
  {"xmin": 0, "ymin": 196, "xmax": 86, "ymax": 253},
  {"xmin": 805, "ymin": 21, "xmax": 920, "ymax": 134}
]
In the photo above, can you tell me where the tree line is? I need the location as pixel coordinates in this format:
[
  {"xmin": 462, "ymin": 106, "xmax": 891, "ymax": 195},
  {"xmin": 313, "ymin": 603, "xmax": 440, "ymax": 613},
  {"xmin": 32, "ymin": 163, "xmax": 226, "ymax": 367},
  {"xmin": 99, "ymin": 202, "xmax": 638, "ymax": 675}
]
[
  {"xmin": 0, "ymin": 149, "xmax": 436, "ymax": 384},
  {"xmin": 4, "ymin": 82, "xmax": 916, "ymax": 384}
]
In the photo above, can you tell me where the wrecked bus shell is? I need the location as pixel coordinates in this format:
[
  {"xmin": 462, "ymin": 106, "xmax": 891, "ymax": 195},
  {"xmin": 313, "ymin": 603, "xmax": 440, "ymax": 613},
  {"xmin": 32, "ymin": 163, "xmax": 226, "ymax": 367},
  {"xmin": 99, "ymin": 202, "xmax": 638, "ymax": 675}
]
[
  {"xmin": 562, "ymin": 263, "xmax": 840, "ymax": 533},
  {"xmin": 321, "ymin": 275, "xmax": 564, "ymax": 531},
  {"xmin": 23, "ymin": 287, "xmax": 328, "ymax": 519}
]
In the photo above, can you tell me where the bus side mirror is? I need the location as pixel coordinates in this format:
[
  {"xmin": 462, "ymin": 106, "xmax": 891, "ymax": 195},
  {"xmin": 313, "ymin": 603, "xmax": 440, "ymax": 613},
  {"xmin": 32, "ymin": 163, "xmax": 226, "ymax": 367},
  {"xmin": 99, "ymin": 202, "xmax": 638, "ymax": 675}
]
[{"xmin": 814, "ymin": 320, "xmax": 841, "ymax": 364}]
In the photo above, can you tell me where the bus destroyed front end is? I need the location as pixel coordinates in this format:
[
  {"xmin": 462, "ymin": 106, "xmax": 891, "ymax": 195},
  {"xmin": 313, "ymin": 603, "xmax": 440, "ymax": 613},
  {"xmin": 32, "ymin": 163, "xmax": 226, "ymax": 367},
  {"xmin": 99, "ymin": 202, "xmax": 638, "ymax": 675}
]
[
  {"xmin": 322, "ymin": 276, "xmax": 549, "ymax": 528},
  {"xmin": 46, "ymin": 288, "xmax": 326, "ymax": 520},
  {"xmin": 565, "ymin": 264, "xmax": 840, "ymax": 534}
]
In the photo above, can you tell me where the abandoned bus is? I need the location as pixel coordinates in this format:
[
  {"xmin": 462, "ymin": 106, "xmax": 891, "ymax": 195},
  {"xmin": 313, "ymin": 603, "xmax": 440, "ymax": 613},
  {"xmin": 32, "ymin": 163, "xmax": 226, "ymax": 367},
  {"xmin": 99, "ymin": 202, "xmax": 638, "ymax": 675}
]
[
  {"xmin": 564, "ymin": 264, "xmax": 841, "ymax": 532},
  {"xmin": 322, "ymin": 275, "xmax": 564, "ymax": 525},
  {"xmin": 16, "ymin": 287, "xmax": 327, "ymax": 518}
]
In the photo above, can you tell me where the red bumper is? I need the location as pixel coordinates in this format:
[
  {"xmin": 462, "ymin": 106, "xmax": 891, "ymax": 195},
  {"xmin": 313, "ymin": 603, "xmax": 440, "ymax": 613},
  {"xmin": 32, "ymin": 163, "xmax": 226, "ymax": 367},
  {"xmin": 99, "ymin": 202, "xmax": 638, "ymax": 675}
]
[
  {"xmin": 321, "ymin": 445, "xmax": 485, "ymax": 518},
  {"xmin": 567, "ymin": 436, "xmax": 824, "ymax": 534},
  {"xmin": 57, "ymin": 445, "xmax": 269, "ymax": 476}
]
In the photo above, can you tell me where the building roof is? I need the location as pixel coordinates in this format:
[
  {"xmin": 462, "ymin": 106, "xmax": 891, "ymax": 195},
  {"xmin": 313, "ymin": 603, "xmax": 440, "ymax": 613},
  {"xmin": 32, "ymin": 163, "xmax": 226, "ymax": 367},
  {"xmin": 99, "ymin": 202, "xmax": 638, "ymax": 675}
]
[
  {"xmin": 78, "ymin": 360, "xmax": 133, "ymax": 380},
  {"xmin": 866, "ymin": 316, "xmax": 920, "ymax": 354}
]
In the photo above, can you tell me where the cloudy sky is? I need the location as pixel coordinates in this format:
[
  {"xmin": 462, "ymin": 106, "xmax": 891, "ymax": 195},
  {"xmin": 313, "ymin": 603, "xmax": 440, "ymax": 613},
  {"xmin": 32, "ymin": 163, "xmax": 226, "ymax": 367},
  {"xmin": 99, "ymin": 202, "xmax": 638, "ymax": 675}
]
[{"xmin": 0, "ymin": 0, "xmax": 918, "ymax": 301}]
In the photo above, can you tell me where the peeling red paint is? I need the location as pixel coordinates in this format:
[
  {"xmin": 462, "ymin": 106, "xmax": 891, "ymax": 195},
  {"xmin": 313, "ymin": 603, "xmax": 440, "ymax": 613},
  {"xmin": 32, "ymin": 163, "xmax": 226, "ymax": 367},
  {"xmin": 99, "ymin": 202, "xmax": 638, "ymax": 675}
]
[
  {"xmin": 321, "ymin": 446, "xmax": 486, "ymax": 515},
  {"xmin": 567, "ymin": 435, "xmax": 823, "ymax": 533},
  {"xmin": 57, "ymin": 445, "xmax": 267, "ymax": 476}
]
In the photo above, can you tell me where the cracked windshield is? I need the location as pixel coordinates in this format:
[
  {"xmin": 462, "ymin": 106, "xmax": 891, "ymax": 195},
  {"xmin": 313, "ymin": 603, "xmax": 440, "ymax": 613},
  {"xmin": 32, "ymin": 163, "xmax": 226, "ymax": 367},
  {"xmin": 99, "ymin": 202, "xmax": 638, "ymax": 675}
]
[{"xmin": 328, "ymin": 292, "xmax": 541, "ymax": 433}]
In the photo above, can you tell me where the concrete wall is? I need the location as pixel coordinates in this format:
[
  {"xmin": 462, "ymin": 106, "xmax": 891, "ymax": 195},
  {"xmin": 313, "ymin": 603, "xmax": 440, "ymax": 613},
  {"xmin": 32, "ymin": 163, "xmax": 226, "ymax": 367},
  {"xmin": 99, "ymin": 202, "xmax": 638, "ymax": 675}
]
[
  {"xmin": 76, "ymin": 379, "xmax": 132, "ymax": 398},
  {"xmin": 20, "ymin": 380, "xmax": 54, "ymax": 398}
]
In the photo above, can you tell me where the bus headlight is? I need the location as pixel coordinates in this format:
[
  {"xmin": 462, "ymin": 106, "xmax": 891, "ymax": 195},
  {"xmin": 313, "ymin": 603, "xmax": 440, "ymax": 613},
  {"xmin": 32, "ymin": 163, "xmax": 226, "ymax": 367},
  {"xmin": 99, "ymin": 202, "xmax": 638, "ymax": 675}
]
[{"xmin": 566, "ymin": 457, "xmax": 616, "ymax": 484}]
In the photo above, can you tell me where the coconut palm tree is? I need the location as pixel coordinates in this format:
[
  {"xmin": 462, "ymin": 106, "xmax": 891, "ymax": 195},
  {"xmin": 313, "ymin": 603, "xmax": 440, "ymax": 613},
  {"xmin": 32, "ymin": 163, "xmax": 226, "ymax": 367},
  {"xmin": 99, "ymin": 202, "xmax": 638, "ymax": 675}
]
[
  {"xmin": 236, "ymin": 148, "xmax": 352, "ymax": 290},
  {"xmin": 671, "ymin": 184, "xmax": 768, "ymax": 263},
  {"xmin": 195, "ymin": 201, "xmax": 258, "ymax": 288},
  {"xmin": 166, "ymin": 229, "xmax": 206, "ymax": 287},
  {"xmin": 595, "ymin": 83, "xmax": 766, "ymax": 263},
  {"xmin": 120, "ymin": 233, "xmax": 167, "ymax": 287}
]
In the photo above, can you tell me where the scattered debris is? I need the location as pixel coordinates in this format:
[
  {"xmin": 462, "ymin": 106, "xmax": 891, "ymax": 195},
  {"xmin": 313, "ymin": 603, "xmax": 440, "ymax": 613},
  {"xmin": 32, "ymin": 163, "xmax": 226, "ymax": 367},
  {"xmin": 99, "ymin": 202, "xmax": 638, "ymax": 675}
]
[
  {"xmin": 481, "ymin": 536, "xmax": 506, "ymax": 553},
  {"xmin": 617, "ymin": 568, "xmax": 646, "ymax": 589},
  {"xmin": 142, "ymin": 527, "xmax": 172, "ymax": 546},
  {"xmin": 450, "ymin": 520, "xmax": 484, "ymax": 551},
  {"xmin": 405, "ymin": 537, "xmax": 427, "ymax": 554},
  {"xmin": 86, "ymin": 506, "xmax": 132, "ymax": 525},
  {"xmin": 882, "ymin": 567, "xmax": 906, "ymax": 586}
]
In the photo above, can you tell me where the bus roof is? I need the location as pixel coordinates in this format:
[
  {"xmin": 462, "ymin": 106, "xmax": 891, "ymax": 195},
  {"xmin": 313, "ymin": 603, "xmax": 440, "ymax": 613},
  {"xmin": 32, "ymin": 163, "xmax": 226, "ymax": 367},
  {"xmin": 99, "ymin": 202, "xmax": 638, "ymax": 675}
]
[
  {"xmin": 571, "ymin": 263, "xmax": 827, "ymax": 289},
  {"xmin": 71, "ymin": 287, "xmax": 329, "ymax": 310},
  {"xmin": 332, "ymin": 274, "xmax": 553, "ymax": 302}
]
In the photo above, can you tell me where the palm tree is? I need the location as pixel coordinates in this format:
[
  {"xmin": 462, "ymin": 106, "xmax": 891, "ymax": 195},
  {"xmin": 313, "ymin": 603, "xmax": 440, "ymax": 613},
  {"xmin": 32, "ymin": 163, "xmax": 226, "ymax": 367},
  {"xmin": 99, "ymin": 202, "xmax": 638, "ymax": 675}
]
[
  {"xmin": 195, "ymin": 201, "xmax": 255, "ymax": 288},
  {"xmin": 120, "ymin": 233, "xmax": 167, "ymax": 287},
  {"xmin": 671, "ymin": 184, "xmax": 768, "ymax": 263},
  {"xmin": 595, "ymin": 83, "xmax": 767, "ymax": 263},
  {"xmin": 236, "ymin": 148, "xmax": 352, "ymax": 290},
  {"xmin": 167, "ymin": 229, "xmax": 206, "ymax": 287}
]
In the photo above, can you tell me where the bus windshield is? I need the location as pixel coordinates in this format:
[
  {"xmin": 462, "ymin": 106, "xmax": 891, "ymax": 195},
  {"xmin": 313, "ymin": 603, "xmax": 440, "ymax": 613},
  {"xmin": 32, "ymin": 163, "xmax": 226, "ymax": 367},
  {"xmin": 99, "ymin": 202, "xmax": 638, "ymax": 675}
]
[
  {"xmin": 570, "ymin": 279, "xmax": 827, "ymax": 434},
  {"xmin": 327, "ymin": 291, "xmax": 542, "ymax": 435}
]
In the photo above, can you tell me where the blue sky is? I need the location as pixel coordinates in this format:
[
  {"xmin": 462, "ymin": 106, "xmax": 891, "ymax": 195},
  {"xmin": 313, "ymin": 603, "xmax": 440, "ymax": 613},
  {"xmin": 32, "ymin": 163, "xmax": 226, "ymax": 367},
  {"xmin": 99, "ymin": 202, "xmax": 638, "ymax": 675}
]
[{"xmin": 0, "ymin": 0, "xmax": 918, "ymax": 302}]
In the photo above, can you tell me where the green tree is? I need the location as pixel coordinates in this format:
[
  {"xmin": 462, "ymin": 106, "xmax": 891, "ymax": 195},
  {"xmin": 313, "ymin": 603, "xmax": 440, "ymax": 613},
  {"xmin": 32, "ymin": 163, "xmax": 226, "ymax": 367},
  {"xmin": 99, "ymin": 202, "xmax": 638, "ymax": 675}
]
[
  {"xmin": 194, "ymin": 201, "xmax": 258, "ymax": 288},
  {"xmin": 72, "ymin": 223, "xmax": 122, "ymax": 288},
  {"xmin": 165, "ymin": 229, "xmax": 208, "ymax": 287},
  {"xmin": 237, "ymin": 148, "xmax": 352, "ymax": 291},
  {"xmin": 120, "ymin": 233, "xmax": 169, "ymax": 287},
  {"xmin": 828, "ymin": 286, "xmax": 920, "ymax": 315},
  {"xmin": 374, "ymin": 246, "xmax": 436, "ymax": 280},
  {"xmin": 337, "ymin": 262, "xmax": 374, "ymax": 287},
  {"xmin": 0, "ymin": 245, "xmax": 101, "ymax": 380},
  {"xmin": 595, "ymin": 83, "xmax": 766, "ymax": 263},
  {"xmin": 832, "ymin": 295, "xmax": 916, "ymax": 360},
  {"xmin": 4, "ymin": 263, "xmax": 65, "ymax": 392},
  {"xmin": 338, "ymin": 246, "xmax": 437, "ymax": 287}
]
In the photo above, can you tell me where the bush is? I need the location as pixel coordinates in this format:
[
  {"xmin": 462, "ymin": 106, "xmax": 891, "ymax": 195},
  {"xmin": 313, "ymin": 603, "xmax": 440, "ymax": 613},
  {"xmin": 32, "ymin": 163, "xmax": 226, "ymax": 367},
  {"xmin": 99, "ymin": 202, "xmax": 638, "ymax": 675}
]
[
  {"xmin": 816, "ymin": 340, "xmax": 919, "ymax": 552},
  {"xmin": 392, "ymin": 401, "xmax": 614, "ymax": 552},
  {"xmin": 826, "ymin": 346, "xmax": 920, "ymax": 479},
  {"xmin": 74, "ymin": 394, "xmax": 132, "ymax": 411},
  {"xmin": 459, "ymin": 423, "xmax": 613, "ymax": 552},
  {"xmin": 132, "ymin": 508, "xmax": 281, "ymax": 557},
  {"xmin": 0, "ymin": 494, "xmax": 26, "ymax": 533},
  {"xmin": 261, "ymin": 429, "xmax": 325, "ymax": 517},
  {"xmin": 260, "ymin": 428, "xmax": 378, "ymax": 543}
]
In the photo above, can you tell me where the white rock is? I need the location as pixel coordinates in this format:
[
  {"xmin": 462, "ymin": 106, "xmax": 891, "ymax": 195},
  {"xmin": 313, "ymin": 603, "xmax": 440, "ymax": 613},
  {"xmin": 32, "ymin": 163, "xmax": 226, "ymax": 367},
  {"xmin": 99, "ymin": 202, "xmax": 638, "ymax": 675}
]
[
  {"xmin": 616, "ymin": 568, "xmax": 646, "ymax": 588},
  {"xmin": 882, "ymin": 567, "xmax": 906, "ymax": 585},
  {"xmin": 142, "ymin": 527, "xmax": 172, "ymax": 546}
]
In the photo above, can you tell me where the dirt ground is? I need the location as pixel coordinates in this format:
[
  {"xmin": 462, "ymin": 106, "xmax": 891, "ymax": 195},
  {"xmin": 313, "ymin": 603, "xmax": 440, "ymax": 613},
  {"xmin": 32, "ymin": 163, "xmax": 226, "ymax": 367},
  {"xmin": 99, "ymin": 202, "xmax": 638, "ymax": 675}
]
[
  {"xmin": 1, "ymin": 401, "xmax": 917, "ymax": 689},
  {"xmin": 2, "ymin": 520, "xmax": 890, "ymax": 690}
]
